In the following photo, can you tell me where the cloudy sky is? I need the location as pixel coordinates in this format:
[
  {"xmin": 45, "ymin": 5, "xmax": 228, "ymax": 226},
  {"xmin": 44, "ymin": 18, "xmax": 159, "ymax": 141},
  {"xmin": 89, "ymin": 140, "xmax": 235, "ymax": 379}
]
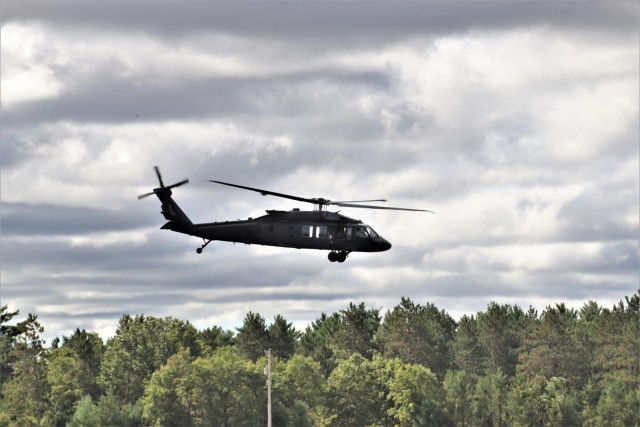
[{"xmin": 1, "ymin": 1, "xmax": 638, "ymax": 343}]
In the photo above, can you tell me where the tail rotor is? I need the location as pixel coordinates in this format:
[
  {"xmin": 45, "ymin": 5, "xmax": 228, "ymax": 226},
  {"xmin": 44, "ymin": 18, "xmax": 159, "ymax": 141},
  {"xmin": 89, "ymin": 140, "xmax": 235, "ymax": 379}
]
[{"xmin": 138, "ymin": 166, "xmax": 189, "ymax": 200}]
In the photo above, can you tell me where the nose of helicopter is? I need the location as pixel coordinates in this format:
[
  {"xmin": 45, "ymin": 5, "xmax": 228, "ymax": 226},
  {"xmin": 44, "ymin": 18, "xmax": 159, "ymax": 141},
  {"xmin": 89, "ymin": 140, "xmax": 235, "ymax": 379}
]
[{"xmin": 379, "ymin": 238, "xmax": 392, "ymax": 252}]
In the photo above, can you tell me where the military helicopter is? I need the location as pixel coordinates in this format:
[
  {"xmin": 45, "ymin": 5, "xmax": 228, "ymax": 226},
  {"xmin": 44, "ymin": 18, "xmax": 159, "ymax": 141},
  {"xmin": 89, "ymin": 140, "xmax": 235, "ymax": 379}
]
[{"xmin": 138, "ymin": 167, "xmax": 433, "ymax": 262}]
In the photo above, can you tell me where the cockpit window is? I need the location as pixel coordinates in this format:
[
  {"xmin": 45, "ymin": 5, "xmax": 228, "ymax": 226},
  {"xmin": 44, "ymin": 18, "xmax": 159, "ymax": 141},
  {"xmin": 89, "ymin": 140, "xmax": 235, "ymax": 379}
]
[
  {"xmin": 356, "ymin": 226, "xmax": 379, "ymax": 239},
  {"xmin": 356, "ymin": 226, "xmax": 369, "ymax": 238}
]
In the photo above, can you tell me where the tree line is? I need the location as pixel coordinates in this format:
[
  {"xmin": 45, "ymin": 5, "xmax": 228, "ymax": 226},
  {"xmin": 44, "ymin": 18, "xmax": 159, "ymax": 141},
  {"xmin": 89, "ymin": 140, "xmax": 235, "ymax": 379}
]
[{"xmin": 1, "ymin": 289, "xmax": 638, "ymax": 426}]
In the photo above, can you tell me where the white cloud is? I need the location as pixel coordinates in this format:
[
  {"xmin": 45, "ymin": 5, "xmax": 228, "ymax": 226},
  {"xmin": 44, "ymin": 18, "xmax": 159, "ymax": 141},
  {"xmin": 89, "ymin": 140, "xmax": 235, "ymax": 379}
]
[
  {"xmin": 423, "ymin": 241, "xmax": 635, "ymax": 275},
  {"xmin": 1, "ymin": 121, "xmax": 295, "ymax": 209},
  {"xmin": 536, "ymin": 78, "xmax": 638, "ymax": 161},
  {"xmin": 386, "ymin": 29, "xmax": 638, "ymax": 162},
  {"xmin": 69, "ymin": 230, "xmax": 148, "ymax": 248},
  {"xmin": 1, "ymin": 23, "xmax": 64, "ymax": 105}
]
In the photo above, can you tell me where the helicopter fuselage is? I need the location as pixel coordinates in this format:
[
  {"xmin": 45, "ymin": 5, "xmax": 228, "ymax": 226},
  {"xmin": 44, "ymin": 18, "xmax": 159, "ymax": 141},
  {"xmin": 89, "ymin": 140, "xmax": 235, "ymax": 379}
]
[
  {"xmin": 163, "ymin": 209, "xmax": 392, "ymax": 254},
  {"xmin": 139, "ymin": 167, "xmax": 431, "ymax": 262}
]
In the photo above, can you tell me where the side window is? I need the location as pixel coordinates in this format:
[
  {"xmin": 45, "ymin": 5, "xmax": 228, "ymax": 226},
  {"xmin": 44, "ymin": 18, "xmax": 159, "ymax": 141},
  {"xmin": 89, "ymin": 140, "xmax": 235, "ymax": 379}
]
[{"xmin": 303, "ymin": 225, "xmax": 328, "ymax": 238}]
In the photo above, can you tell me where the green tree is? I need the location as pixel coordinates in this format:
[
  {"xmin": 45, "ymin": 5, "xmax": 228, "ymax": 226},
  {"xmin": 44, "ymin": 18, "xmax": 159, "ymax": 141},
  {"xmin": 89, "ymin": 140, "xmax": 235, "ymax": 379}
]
[
  {"xmin": 67, "ymin": 395, "xmax": 100, "ymax": 427},
  {"xmin": 287, "ymin": 401, "xmax": 313, "ymax": 427},
  {"xmin": 593, "ymin": 291, "xmax": 640, "ymax": 391},
  {"xmin": 519, "ymin": 304, "xmax": 584, "ymax": 386},
  {"xmin": 236, "ymin": 311, "xmax": 269, "ymax": 362},
  {"xmin": 333, "ymin": 302, "xmax": 380, "ymax": 360},
  {"xmin": 44, "ymin": 348, "xmax": 84, "ymax": 426},
  {"xmin": 443, "ymin": 370, "xmax": 475, "ymax": 426},
  {"xmin": 99, "ymin": 314, "xmax": 198, "ymax": 405},
  {"xmin": 95, "ymin": 391, "xmax": 143, "ymax": 426},
  {"xmin": 477, "ymin": 302, "xmax": 528, "ymax": 377},
  {"xmin": 473, "ymin": 368, "xmax": 508, "ymax": 427},
  {"xmin": 1, "ymin": 313, "xmax": 49, "ymax": 426},
  {"xmin": 60, "ymin": 328, "xmax": 104, "ymax": 399},
  {"xmin": 268, "ymin": 314, "xmax": 299, "ymax": 361},
  {"xmin": 142, "ymin": 348, "xmax": 194, "ymax": 426},
  {"xmin": 277, "ymin": 354, "xmax": 327, "ymax": 421},
  {"xmin": 327, "ymin": 353, "xmax": 386, "ymax": 426},
  {"xmin": 387, "ymin": 359, "xmax": 444, "ymax": 426},
  {"xmin": 453, "ymin": 314, "xmax": 486, "ymax": 378},
  {"xmin": 298, "ymin": 313, "xmax": 340, "ymax": 377},
  {"xmin": 183, "ymin": 346, "xmax": 263, "ymax": 426},
  {"xmin": 197, "ymin": 326, "xmax": 235, "ymax": 354},
  {"xmin": 574, "ymin": 301, "xmax": 603, "ymax": 388},
  {"xmin": 43, "ymin": 331, "xmax": 104, "ymax": 426},
  {"xmin": 581, "ymin": 379, "xmax": 600, "ymax": 427},
  {"xmin": 594, "ymin": 380, "xmax": 640, "ymax": 427},
  {"xmin": 539, "ymin": 376, "xmax": 581, "ymax": 427},
  {"xmin": 0, "ymin": 306, "xmax": 22, "ymax": 391},
  {"xmin": 507, "ymin": 373, "xmax": 581, "ymax": 427},
  {"xmin": 379, "ymin": 297, "xmax": 456, "ymax": 379},
  {"xmin": 506, "ymin": 373, "xmax": 546, "ymax": 426}
]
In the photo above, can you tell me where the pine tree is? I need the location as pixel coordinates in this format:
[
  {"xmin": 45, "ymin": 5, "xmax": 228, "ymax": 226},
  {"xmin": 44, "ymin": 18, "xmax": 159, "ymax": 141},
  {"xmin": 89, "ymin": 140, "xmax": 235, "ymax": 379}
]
[
  {"xmin": 333, "ymin": 302, "xmax": 380, "ymax": 360},
  {"xmin": 379, "ymin": 297, "xmax": 456, "ymax": 379},
  {"xmin": 268, "ymin": 314, "xmax": 299, "ymax": 361},
  {"xmin": 2, "ymin": 314, "xmax": 49, "ymax": 425},
  {"xmin": 235, "ymin": 311, "xmax": 269, "ymax": 362},
  {"xmin": 298, "ymin": 312, "xmax": 340, "ymax": 376}
]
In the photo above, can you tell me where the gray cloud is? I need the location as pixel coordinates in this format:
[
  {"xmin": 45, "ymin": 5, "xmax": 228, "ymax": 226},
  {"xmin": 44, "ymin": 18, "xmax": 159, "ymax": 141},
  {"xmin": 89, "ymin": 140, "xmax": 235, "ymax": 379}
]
[
  {"xmin": 3, "ymin": 1, "xmax": 635, "ymax": 39},
  {"xmin": 3, "ymin": 69, "xmax": 391, "ymax": 127},
  {"xmin": 1, "ymin": 202, "xmax": 151, "ymax": 236}
]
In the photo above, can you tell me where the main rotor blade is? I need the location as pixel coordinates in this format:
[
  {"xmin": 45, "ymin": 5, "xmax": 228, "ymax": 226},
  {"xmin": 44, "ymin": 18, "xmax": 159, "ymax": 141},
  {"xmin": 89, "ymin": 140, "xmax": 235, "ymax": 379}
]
[
  {"xmin": 333, "ymin": 202, "xmax": 435, "ymax": 213},
  {"xmin": 331, "ymin": 199, "xmax": 387, "ymax": 204},
  {"xmin": 209, "ymin": 180, "xmax": 318, "ymax": 205}
]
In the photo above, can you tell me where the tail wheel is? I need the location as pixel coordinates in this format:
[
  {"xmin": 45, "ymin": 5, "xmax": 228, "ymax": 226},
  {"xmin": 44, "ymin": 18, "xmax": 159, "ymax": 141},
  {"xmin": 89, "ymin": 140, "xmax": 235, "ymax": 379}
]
[
  {"xmin": 328, "ymin": 251, "xmax": 348, "ymax": 263},
  {"xmin": 197, "ymin": 239, "xmax": 212, "ymax": 254}
]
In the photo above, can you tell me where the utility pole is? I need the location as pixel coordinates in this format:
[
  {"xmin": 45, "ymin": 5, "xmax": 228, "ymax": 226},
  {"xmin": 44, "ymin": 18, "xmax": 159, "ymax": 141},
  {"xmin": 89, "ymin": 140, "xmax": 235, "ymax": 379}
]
[{"xmin": 265, "ymin": 349, "xmax": 272, "ymax": 427}]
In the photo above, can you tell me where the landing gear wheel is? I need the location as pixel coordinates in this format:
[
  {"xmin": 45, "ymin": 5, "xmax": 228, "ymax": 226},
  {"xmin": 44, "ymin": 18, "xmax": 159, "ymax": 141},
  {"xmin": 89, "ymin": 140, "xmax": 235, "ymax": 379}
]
[
  {"xmin": 196, "ymin": 248, "xmax": 202, "ymax": 254},
  {"xmin": 328, "ymin": 251, "xmax": 348, "ymax": 263}
]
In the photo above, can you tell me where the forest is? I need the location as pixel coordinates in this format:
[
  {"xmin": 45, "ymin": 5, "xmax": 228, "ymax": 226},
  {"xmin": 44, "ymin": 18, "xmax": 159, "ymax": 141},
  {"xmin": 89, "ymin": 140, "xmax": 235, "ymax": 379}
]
[{"xmin": 1, "ymin": 289, "xmax": 639, "ymax": 427}]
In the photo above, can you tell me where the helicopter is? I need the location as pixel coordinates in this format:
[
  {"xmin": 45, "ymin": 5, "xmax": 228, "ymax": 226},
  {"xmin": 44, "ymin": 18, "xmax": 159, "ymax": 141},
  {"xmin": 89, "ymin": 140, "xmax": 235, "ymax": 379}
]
[{"xmin": 138, "ymin": 166, "xmax": 434, "ymax": 263}]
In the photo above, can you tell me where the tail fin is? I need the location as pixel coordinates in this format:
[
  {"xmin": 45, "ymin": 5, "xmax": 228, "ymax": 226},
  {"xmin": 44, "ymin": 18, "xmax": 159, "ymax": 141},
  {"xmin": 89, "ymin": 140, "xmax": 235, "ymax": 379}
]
[
  {"xmin": 156, "ymin": 188, "xmax": 193, "ymax": 228},
  {"xmin": 138, "ymin": 166, "xmax": 193, "ymax": 230}
]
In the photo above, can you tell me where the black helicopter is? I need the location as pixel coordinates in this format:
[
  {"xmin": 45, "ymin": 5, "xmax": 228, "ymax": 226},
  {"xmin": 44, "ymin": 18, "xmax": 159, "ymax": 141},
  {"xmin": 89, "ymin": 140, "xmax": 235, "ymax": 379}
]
[{"xmin": 138, "ymin": 167, "xmax": 433, "ymax": 262}]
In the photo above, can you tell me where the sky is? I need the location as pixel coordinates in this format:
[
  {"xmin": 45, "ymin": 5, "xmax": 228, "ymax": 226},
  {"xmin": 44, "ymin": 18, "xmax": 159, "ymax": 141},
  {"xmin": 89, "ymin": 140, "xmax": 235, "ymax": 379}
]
[{"xmin": 1, "ymin": 0, "xmax": 638, "ymax": 343}]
